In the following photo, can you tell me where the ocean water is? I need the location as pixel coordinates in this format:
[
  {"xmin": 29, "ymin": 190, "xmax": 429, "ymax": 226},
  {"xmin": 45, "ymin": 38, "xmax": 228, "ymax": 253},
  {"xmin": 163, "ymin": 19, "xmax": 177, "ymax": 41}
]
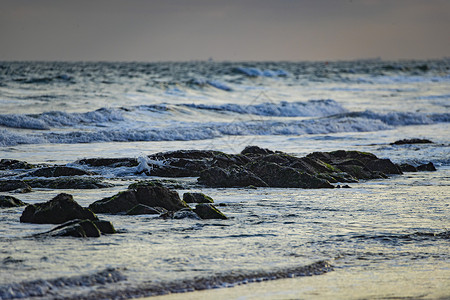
[{"xmin": 0, "ymin": 60, "xmax": 449, "ymax": 299}]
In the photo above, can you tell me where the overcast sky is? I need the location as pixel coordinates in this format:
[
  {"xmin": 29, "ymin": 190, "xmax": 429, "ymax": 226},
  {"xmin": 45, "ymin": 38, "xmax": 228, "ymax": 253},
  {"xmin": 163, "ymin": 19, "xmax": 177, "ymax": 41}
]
[{"xmin": 1, "ymin": 0, "xmax": 449, "ymax": 61}]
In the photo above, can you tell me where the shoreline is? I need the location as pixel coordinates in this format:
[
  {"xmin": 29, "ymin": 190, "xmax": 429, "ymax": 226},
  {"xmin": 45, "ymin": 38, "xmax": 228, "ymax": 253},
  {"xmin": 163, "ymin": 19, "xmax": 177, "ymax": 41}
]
[{"xmin": 143, "ymin": 262, "xmax": 450, "ymax": 300}]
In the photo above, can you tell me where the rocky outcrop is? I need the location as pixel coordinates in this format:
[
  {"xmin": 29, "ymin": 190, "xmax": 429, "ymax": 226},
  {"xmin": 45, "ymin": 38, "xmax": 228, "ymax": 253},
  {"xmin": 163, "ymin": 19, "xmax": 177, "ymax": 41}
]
[
  {"xmin": 25, "ymin": 166, "xmax": 93, "ymax": 178},
  {"xmin": 89, "ymin": 182, "xmax": 188, "ymax": 214},
  {"xmin": 0, "ymin": 159, "xmax": 33, "ymax": 170},
  {"xmin": 183, "ymin": 192, "xmax": 214, "ymax": 203},
  {"xmin": 77, "ymin": 157, "xmax": 138, "ymax": 168},
  {"xmin": 24, "ymin": 177, "xmax": 114, "ymax": 189},
  {"xmin": 198, "ymin": 166, "xmax": 268, "ymax": 188},
  {"xmin": 194, "ymin": 204, "xmax": 228, "ymax": 220},
  {"xmin": 0, "ymin": 180, "xmax": 32, "ymax": 193},
  {"xmin": 391, "ymin": 139, "xmax": 433, "ymax": 145},
  {"xmin": 0, "ymin": 195, "xmax": 27, "ymax": 208},
  {"xmin": 20, "ymin": 193, "xmax": 98, "ymax": 224}
]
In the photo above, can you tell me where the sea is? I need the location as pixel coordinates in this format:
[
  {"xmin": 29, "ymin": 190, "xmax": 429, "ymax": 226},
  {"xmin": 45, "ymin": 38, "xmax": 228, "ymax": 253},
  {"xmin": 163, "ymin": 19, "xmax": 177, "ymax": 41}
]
[{"xmin": 0, "ymin": 60, "xmax": 449, "ymax": 299}]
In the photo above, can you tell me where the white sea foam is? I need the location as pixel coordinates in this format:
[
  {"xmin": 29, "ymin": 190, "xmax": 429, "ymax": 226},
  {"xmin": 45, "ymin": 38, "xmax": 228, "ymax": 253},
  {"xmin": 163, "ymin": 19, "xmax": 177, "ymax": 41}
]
[{"xmin": 182, "ymin": 99, "xmax": 347, "ymax": 117}]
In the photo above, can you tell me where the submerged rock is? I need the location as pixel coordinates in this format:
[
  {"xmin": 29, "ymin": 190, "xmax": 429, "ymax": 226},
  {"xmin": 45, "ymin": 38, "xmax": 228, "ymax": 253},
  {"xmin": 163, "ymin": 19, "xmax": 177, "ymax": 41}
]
[
  {"xmin": 126, "ymin": 204, "xmax": 167, "ymax": 215},
  {"xmin": 398, "ymin": 163, "xmax": 418, "ymax": 172},
  {"xmin": 25, "ymin": 166, "xmax": 93, "ymax": 178},
  {"xmin": 183, "ymin": 192, "xmax": 214, "ymax": 203},
  {"xmin": 417, "ymin": 162, "xmax": 437, "ymax": 171},
  {"xmin": 20, "ymin": 193, "xmax": 98, "ymax": 224},
  {"xmin": 24, "ymin": 177, "xmax": 114, "ymax": 189},
  {"xmin": 0, "ymin": 195, "xmax": 27, "ymax": 208},
  {"xmin": 194, "ymin": 203, "xmax": 228, "ymax": 220},
  {"xmin": 36, "ymin": 219, "xmax": 113, "ymax": 238},
  {"xmin": 0, "ymin": 180, "xmax": 32, "ymax": 193},
  {"xmin": 77, "ymin": 157, "xmax": 138, "ymax": 168},
  {"xmin": 391, "ymin": 138, "xmax": 433, "ymax": 145},
  {"xmin": 89, "ymin": 182, "xmax": 188, "ymax": 214}
]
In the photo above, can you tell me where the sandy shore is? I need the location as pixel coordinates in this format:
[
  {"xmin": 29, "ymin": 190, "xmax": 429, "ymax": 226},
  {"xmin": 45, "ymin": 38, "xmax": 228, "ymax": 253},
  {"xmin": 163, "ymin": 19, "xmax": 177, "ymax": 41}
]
[{"xmin": 141, "ymin": 263, "xmax": 450, "ymax": 300}]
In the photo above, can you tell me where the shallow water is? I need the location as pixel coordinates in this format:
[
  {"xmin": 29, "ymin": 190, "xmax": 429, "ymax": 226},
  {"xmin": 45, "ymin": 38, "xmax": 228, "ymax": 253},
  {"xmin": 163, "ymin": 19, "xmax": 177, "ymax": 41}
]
[{"xmin": 0, "ymin": 60, "xmax": 449, "ymax": 299}]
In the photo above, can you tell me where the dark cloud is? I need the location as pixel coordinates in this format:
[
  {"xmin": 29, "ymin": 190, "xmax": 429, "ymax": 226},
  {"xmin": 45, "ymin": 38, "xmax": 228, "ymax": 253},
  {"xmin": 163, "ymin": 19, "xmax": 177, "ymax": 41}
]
[{"xmin": 1, "ymin": 0, "xmax": 449, "ymax": 61}]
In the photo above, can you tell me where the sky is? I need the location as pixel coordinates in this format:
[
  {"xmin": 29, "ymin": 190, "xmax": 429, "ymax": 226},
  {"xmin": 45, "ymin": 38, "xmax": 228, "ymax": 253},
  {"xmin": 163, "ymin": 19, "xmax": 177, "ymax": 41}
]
[{"xmin": 1, "ymin": 0, "xmax": 449, "ymax": 62}]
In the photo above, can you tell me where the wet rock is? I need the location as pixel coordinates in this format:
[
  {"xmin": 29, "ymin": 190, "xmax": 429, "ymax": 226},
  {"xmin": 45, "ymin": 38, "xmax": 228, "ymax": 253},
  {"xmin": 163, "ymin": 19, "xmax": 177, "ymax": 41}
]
[
  {"xmin": 126, "ymin": 204, "xmax": 167, "ymax": 215},
  {"xmin": 307, "ymin": 150, "xmax": 392, "ymax": 179},
  {"xmin": 241, "ymin": 145, "xmax": 275, "ymax": 156},
  {"xmin": 20, "ymin": 193, "xmax": 98, "ymax": 224},
  {"xmin": 391, "ymin": 138, "xmax": 433, "ymax": 145},
  {"xmin": 198, "ymin": 166, "xmax": 268, "ymax": 188},
  {"xmin": 0, "ymin": 195, "xmax": 27, "ymax": 208},
  {"xmin": 183, "ymin": 192, "xmax": 214, "ymax": 203},
  {"xmin": 0, "ymin": 159, "xmax": 33, "ymax": 170},
  {"xmin": 77, "ymin": 157, "xmax": 138, "ymax": 168},
  {"xmin": 364, "ymin": 158, "xmax": 402, "ymax": 175},
  {"xmin": 42, "ymin": 219, "xmax": 101, "ymax": 238},
  {"xmin": 89, "ymin": 182, "xmax": 188, "ymax": 214},
  {"xmin": 89, "ymin": 190, "xmax": 138, "ymax": 214},
  {"xmin": 417, "ymin": 162, "xmax": 437, "ymax": 171},
  {"xmin": 398, "ymin": 163, "xmax": 418, "ymax": 172},
  {"xmin": 173, "ymin": 208, "xmax": 201, "ymax": 220},
  {"xmin": 93, "ymin": 220, "xmax": 116, "ymax": 234},
  {"xmin": 194, "ymin": 203, "xmax": 228, "ymax": 220},
  {"xmin": 246, "ymin": 160, "xmax": 334, "ymax": 188},
  {"xmin": 24, "ymin": 177, "xmax": 114, "ymax": 189},
  {"xmin": 0, "ymin": 180, "xmax": 32, "ymax": 193},
  {"xmin": 26, "ymin": 166, "xmax": 93, "ymax": 178}
]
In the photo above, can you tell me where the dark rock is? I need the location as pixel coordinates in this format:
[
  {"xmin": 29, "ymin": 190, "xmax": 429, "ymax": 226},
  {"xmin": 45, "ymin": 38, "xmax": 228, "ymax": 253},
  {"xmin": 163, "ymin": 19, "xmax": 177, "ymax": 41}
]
[
  {"xmin": 183, "ymin": 192, "xmax": 214, "ymax": 203},
  {"xmin": 241, "ymin": 145, "xmax": 275, "ymax": 156},
  {"xmin": 134, "ymin": 184, "xmax": 188, "ymax": 211},
  {"xmin": 77, "ymin": 158, "xmax": 138, "ymax": 168},
  {"xmin": 0, "ymin": 180, "xmax": 32, "ymax": 193},
  {"xmin": 0, "ymin": 159, "xmax": 33, "ymax": 170},
  {"xmin": 93, "ymin": 220, "xmax": 116, "ymax": 234},
  {"xmin": 246, "ymin": 160, "xmax": 333, "ymax": 188},
  {"xmin": 20, "ymin": 193, "xmax": 98, "ymax": 224},
  {"xmin": 26, "ymin": 166, "xmax": 93, "ymax": 178},
  {"xmin": 391, "ymin": 139, "xmax": 433, "ymax": 145},
  {"xmin": 126, "ymin": 204, "xmax": 167, "ymax": 215},
  {"xmin": 398, "ymin": 163, "xmax": 418, "ymax": 172},
  {"xmin": 194, "ymin": 203, "xmax": 228, "ymax": 220},
  {"xmin": 307, "ymin": 151, "xmax": 391, "ymax": 179},
  {"xmin": 24, "ymin": 177, "xmax": 114, "ymax": 189},
  {"xmin": 417, "ymin": 162, "xmax": 437, "ymax": 171},
  {"xmin": 89, "ymin": 190, "xmax": 138, "ymax": 214},
  {"xmin": 42, "ymin": 219, "xmax": 101, "ymax": 238},
  {"xmin": 198, "ymin": 166, "xmax": 268, "ymax": 188},
  {"xmin": 89, "ymin": 182, "xmax": 188, "ymax": 214},
  {"xmin": 364, "ymin": 158, "xmax": 402, "ymax": 175},
  {"xmin": 0, "ymin": 195, "xmax": 27, "ymax": 208}
]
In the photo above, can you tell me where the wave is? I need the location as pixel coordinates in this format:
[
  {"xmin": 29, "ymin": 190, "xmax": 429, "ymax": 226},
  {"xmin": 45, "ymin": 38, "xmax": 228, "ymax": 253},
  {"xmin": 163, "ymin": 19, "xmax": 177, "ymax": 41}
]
[
  {"xmin": 233, "ymin": 67, "xmax": 289, "ymax": 77},
  {"xmin": 341, "ymin": 111, "xmax": 450, "ymax": 126},
  {"xmin": 183, "ymin": 99, "xmax": 347, "ymax": 117},
  {"xmin": 1, "ymin": 108, "xmax": 448, "ymax": 146},
  {"xmin": 0, "ymin": 108, "xmax": 125, "ymax": 130},
  {"xmin": 0, "ymin": 261, "xmax": 331, "ymax": 299},
  {"xmin": 0, "ymin": 100, "xmax": 345, "ymax": 130},
  {"xmin": 0, "ymin": 268, "xmax": 126, "ymax": 300}
]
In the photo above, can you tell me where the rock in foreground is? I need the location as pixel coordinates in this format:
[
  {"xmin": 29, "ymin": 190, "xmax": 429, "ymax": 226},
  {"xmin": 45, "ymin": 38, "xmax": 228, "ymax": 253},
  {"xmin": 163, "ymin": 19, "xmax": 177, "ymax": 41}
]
[{"xmin": 20, "ymin": 193, "xmax": 98, "ymax": 224}]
